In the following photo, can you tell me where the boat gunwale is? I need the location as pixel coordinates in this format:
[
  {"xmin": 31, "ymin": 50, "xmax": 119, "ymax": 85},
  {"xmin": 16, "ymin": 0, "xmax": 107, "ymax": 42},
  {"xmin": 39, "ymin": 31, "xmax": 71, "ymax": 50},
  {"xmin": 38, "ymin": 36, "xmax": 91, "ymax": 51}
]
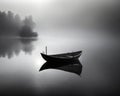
[{"xmin": 46, "ymin": 51, "xmax": 82, "ymax": 57}]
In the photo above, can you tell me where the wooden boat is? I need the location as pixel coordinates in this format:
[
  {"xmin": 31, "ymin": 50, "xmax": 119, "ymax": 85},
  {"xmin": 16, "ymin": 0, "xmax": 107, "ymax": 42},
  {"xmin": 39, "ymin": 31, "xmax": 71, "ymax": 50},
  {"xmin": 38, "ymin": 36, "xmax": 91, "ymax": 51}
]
[{"xmin": 41, "ymin": 47, "xmax": 82, "ymax": 63}]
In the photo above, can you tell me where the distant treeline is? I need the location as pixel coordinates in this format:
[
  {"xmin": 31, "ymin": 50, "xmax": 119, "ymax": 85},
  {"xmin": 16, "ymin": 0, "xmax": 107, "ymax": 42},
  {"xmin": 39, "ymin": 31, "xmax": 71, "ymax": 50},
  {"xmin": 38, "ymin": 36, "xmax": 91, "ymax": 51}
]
[{"xmin": 0, "ymin": 11, "xmax": 38, "ymax": 37}]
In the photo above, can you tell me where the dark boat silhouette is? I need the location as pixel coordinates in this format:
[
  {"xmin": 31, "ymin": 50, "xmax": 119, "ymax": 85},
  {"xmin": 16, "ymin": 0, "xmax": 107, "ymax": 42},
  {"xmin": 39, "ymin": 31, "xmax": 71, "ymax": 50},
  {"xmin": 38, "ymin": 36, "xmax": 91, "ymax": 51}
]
[
  {"xmin": 39, "ymin": 60, "xmax": 82, "ymax": 76},
  {"xmin": 41, "ymin": 47, "xmax": 82, "ymax": 63}
]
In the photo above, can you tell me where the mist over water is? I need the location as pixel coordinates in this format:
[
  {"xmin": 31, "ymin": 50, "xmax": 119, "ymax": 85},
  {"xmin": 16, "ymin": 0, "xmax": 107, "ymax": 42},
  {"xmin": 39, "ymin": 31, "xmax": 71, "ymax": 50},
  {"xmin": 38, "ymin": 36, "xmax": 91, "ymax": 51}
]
[
  {"xmin": 0, "ymin": 11, "xmax": 38, "ymax": 37},
  {"xmin": 0, "ymin": 31, "xmax": 120, "ymax": 96},
  {"xmin": 0, "ymin": 0, "xmax": 120, "ymax": 96}
]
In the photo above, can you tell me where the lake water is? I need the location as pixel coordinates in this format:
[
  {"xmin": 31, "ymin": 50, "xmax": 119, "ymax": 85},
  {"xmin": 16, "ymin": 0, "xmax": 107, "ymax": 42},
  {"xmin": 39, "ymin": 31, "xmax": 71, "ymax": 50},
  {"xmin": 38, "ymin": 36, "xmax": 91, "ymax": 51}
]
[{"xmin": 0, "ymin": 34, "xmax": 120, "ymax": 96}]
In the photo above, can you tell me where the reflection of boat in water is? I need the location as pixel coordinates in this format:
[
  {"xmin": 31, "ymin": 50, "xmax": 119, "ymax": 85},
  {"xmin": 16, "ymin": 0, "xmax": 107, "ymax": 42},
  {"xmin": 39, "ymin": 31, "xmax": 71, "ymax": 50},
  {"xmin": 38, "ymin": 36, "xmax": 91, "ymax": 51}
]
[
  {"xmin": 41, "ymin": 47, "xmax": 82, "ymax": 63},
  {"xmin": 39, "ymin": 60, "xmax": 82, "ymax": 76}
]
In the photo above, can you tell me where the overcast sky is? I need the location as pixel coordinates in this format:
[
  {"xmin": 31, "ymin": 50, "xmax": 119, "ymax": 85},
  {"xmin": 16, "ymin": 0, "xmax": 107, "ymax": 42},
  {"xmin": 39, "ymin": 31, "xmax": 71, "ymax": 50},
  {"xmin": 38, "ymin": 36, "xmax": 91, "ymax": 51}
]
[{"xmin": 0, "ymin": 0, "xmax": 119, "ymax": 36}]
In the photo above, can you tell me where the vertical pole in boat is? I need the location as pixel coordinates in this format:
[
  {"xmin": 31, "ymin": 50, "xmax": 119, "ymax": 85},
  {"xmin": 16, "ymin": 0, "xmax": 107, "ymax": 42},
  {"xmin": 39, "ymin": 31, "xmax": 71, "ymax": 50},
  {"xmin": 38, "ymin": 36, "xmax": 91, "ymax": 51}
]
[{"xmin": 45, "ymin": 46, "xmax": 47, "ymax": 55}]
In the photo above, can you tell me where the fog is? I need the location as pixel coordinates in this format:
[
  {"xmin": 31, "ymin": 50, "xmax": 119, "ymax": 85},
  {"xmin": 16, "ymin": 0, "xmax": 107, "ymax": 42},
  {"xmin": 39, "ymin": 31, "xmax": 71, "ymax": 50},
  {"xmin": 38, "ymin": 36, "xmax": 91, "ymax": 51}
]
[
  {"xmin": 0, "ymin": 0, "xmax": 120, "ymax": 96},
  {"xmin": 0, "ymin": 0, "xmax": 119, "ymax": 37},
  {"xmin": 0, "ymin": 11, "xmax": 37, "ymax": 37}
]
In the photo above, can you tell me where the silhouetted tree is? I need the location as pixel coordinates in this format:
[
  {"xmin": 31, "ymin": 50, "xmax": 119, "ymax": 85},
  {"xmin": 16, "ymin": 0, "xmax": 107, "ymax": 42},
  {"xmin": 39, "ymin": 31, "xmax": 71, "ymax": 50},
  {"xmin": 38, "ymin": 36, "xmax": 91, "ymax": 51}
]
[{"xmin": 0, "ymin": 11, "xmax": 38, "ymax": 37}]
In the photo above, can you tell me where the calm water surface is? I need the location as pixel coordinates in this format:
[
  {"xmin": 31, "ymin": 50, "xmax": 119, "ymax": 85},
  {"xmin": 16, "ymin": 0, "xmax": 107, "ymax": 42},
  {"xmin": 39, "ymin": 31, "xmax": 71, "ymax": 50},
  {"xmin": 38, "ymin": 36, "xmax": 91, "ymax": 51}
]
[{"xmin": 0, "ymin": 35, "xmax": 120, "ymax": 96}]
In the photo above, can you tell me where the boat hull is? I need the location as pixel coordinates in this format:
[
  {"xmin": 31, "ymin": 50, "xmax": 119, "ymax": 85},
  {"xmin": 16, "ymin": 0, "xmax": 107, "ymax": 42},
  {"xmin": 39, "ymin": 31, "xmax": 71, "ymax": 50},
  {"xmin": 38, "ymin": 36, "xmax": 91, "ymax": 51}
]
[{"xmin": 41, "ymin": 51, "xmax": 82, "ymax": 63}]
